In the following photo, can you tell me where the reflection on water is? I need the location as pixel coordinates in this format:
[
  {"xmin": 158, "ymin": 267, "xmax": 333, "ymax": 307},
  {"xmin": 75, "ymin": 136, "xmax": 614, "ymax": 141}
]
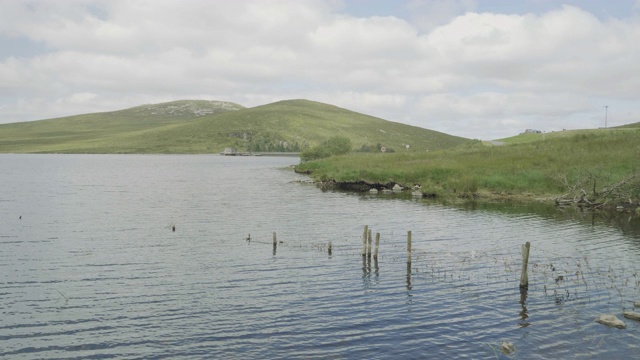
[
  {"xmin": 406, "ymin": 262, "xmax": 412, "ymax": 291},
  {"xmin": 461, "ymin": 199, "xmax": 640, "ymax": 240},
  {"xmin": 519, "ymin": 286, "xmax": 530, "ymax": 328},
  {"xmin": 1, "ymin": 154, "xmax": 640, "ymax": 359}
]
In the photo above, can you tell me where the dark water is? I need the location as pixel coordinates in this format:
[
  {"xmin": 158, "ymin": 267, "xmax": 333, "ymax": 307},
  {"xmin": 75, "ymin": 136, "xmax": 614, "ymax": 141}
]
[{"xmin": 1, "ymin": 154, "xmax": 639, "ymax": 359}]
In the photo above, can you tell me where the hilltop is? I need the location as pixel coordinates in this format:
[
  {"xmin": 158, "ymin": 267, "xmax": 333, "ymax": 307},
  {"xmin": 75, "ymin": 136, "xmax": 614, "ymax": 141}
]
[
  {"xmin": 120, "ymin": 100, "xmax": 245, "ymax": 118},
  {"xmin": 0, "ymin": 99, "xmax": 469, "ymax": 154}
]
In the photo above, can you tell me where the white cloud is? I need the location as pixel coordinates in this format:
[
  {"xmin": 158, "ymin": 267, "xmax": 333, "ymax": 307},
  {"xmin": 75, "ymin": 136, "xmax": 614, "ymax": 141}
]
[{"xmin": 0, "ymin": 1, "xmax": 639, "ymax": 139}]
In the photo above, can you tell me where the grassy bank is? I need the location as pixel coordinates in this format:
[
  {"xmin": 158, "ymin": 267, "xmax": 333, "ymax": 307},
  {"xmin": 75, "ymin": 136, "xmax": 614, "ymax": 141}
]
[{"xmin": 295, "ymin": 128, "xmax": 640, "ymax": 205}]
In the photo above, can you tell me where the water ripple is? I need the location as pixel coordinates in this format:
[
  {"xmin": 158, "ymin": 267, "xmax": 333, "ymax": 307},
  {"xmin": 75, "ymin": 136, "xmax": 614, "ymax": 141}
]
[{"xmin": 1, "ymin": 154, "xmax": 639, "ymax": 359}]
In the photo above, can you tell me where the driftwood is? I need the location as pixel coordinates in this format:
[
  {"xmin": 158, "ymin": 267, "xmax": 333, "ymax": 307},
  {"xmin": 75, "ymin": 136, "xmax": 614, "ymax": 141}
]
[
  {"xmin": 600, "ymin": 171, "xmax": 640, "ymax": 200},
  {"xmin": 556, "ymin": 171, "xmax": 640, "ymax": 210}
]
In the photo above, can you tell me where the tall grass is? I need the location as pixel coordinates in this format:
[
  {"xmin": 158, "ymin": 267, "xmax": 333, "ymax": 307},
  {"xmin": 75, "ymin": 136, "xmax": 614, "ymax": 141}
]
[{"xmin": 296, "ymin": 129, "xmax": 640, "ymax": 200}]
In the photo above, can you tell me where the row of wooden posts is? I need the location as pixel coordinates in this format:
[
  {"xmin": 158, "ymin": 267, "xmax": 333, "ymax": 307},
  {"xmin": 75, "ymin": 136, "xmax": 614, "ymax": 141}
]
[
  {"xmin": 360, "ymin": 225, "xmax": 382, "ymax": 260},
  {"xmin": 357, "ymin": 225, "xmax": 531, "ymax": 288},
  {"xmin": 270, "ymin": 226, "xmax": 532, "ymax": 289}
]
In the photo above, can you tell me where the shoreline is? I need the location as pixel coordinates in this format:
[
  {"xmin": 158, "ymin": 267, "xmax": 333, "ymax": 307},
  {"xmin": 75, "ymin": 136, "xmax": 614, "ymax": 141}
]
[{"xmin": 298, "ymin": 172, "xmax": 640, "ymax": 215}]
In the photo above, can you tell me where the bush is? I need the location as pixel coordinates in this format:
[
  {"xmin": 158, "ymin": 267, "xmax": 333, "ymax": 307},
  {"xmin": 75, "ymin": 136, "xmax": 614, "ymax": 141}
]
[
  {"xmin": 324, "ymin": 136, "xmax": 352, "ymax": 155},
  {"xmin": 301, "ymin": 136, "xmax": 352, "ymax": 161}
]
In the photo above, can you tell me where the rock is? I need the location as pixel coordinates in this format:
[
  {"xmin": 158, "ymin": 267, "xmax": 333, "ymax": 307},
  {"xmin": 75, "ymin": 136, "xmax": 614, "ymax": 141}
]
[
  {"xmin": 500, "ymin": 342, "xmax": 515, "ymax": 354},
  {"xmin": 595, "ymin": 314, "xmax": 626, "ymax": 329},
  {"xmin": 634, "ymin": 301, "xmax": 640, "ymax": 308},
  {"xmin": 369, "ymin": 188, "xmax": 379, "ymax": 194},
  {"xmin": 623, "ymin": 311, "xmax": 640, "ymax": 321},
  {"xmin": 392, "ymin": 184, "xmax": 403, "ymax": 192}
]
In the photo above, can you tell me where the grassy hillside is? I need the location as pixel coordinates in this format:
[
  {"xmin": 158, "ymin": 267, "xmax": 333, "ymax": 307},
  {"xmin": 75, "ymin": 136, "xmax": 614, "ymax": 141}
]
[
  {"xmin": 127, "ymin": 99, "xmax": 469, "ymax": 153},
  {"xmin": 0, "ymin": 99, "xmax": 469, "ymax": 154},
  {"xmin": 296, "ymin": 128, "xmax": 640, "ymax": 204},
  {"xmin": 494, "ymin": 128, "xmax": 640, "ymax": 145},
  {"xmin": 614, "ymin": 121, "xmax": 640, "ymax": 129},
  {"xmin": 0, "ymin": 100, "xmax": 244, "ymax": 153}
]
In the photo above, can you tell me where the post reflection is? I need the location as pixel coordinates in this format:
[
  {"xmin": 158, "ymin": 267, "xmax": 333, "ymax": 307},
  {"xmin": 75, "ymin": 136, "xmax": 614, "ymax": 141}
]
[
  {"xmin": 362, "ymin": 255, "xmax": 370, "ymax": 279},
  {"xmin": 519, "ymin": 286, "xmax": 530, "ymax": 328},
  {"xmin": 374, "ymin": 258, "xmax": 379, "ymax": 279},
  {"xmin": 406, "ymin": 262, "xmax": 412, "ymax": 291}
]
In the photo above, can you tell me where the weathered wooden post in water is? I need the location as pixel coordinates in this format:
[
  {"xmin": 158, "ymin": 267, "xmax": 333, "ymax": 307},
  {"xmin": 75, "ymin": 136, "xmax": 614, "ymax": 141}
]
[
  {"xmin": 374, "ymin": 233, "xmax": 380, "ymax": 260},
  {"xmin": 362, "ymin": 225, "xmax": 368, "ymax": 257},
  {"xmin": 328, "ymin": 241, "xmax": 332, "ymax": 255},
  {"xmin": 520, "ymin": 241, "xmax": 531, "ymax": 288},
  {"xmin": 273, "ymin": 232, "xmax": 277, "ymax": 255},
  {"xmin": 407, "ymin": 231, "xmax": 412, "ymax": 264}
]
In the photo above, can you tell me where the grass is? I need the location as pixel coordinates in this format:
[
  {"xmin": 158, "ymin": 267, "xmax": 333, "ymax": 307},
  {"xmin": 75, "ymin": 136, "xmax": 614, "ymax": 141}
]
[
  {"xmin": 0, "ymin": 100, "xmax": 245, "ymax": 153},
  {"xmin": 496, "ymin": 127, "xmax": 640, "ymax": 145},
  {"xmin": 296, "ymin": 128, "xmax": 640, "ymax": 202},
  {"xmin": 0, "ymin": 99, "xmax": 469, "ymax": 154}
]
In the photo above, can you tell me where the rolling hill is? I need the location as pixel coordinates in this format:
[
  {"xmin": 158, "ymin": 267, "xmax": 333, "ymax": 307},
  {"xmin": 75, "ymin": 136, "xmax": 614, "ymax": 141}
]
[
  {"xmin": 614, "ymin": 121, "xmax": 640, "ymax": 129},
  {"xmin": 0, "ymin": 99, "xmax": 469, "ymax": 154},
  {"xmin": 0, "ymin": 100, "xmax": 244, "ymax": 153}
]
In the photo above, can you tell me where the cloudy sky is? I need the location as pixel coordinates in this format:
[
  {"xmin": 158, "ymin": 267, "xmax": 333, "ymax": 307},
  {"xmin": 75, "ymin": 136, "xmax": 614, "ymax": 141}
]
[{"xmin": 1, "ymin": 0, "xmax": 639, "ymax": 139}]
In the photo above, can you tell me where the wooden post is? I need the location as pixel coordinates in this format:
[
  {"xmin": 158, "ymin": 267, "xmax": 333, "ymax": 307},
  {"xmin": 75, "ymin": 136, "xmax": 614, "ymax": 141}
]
[
  {"xmin": 374, "ymin": 232, "xmax": 380, "ymax": 259},
  {"xmin": 407, "ymin": 231, "xmax": 412, "ymax": 263},
  {"xmin": 367, "ymin": 229, "xmax": 373, "ymax": 257},
  {"xmin": 328, "ymin": 241, "xmax": 332, "ymax": 255},
  {"xmin": 272, "ymin": 232, "xmax": 277, "ymax": 256},
  {"xmin": 362, "ymin": 225, "xmax": 368, "ymax": 257},
  {"xmin": 520, "ymin": 241, "xmax": 530, "ymax": 288}
]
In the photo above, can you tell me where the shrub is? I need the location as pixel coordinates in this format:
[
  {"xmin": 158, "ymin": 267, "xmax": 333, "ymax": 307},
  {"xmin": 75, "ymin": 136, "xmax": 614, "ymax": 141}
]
[{"xmin": 301, "ymin": 136, "xmax": 352, "ymax": 161}]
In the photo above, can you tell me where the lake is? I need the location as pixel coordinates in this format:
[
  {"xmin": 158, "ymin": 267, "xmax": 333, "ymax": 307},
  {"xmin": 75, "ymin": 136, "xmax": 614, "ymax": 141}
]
[{"xmin": 1, "ymin": 154, "xmax": 639, "ymax": 359}]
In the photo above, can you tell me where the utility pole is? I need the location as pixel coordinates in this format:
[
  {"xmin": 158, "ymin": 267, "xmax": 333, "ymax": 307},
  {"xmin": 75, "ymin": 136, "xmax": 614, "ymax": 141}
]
[{"xmin": 604, "ymin": 105, "xmax": 608, "ymax": 128}]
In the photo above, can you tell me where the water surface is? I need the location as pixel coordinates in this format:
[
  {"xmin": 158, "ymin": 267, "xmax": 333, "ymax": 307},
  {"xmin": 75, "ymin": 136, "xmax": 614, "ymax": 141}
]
[{"xmin": 1, "ymin": 154, "xmax": 639, "ymax": 359}]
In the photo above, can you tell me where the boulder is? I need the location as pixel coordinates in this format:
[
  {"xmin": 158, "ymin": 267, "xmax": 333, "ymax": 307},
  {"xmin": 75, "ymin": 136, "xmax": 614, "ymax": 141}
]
[
  {"xmin": 595, "ymin": 314, "xmax": 626, "ymax": 329},
  {"xmin": 392, "ymin": 184, "xmax": 403, "ymax": 192},
  {"xmin": 369, "ymin": 188, "xmax": 379, "ymax": 194},
  {"xmin": 500, "ymin": 342, "xmax": 515, "ymax": 355},
  {"xmin": 623, "ymin": 311, "xmax": 640, "ymax": 321},
  {"xmin": 634, "ymin": 301, "xmax": 640, "ymax": 308}
]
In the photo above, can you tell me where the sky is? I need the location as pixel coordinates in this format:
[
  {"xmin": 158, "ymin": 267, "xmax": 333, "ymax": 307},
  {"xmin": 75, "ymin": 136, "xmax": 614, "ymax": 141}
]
[{"xmin": 1, "ymin": 0, "xmax": 639, "ymax": 140}]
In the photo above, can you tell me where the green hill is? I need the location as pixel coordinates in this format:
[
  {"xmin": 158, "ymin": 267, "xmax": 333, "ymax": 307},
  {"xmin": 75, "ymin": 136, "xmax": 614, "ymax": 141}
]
[
  {"xmin": 493, "ymin": 127, "xmax": 640, "ymax": 145},
  {"xmin": 0, "ymin": 100, "xmax": 245, "ymax": 153},
  {"xmin": 0, "ymin": 99, "xmax": 469, "ymax": 154},
  {"xmin": 614, "ymin": 122, "xmax": 640, "ymax": 129}
]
